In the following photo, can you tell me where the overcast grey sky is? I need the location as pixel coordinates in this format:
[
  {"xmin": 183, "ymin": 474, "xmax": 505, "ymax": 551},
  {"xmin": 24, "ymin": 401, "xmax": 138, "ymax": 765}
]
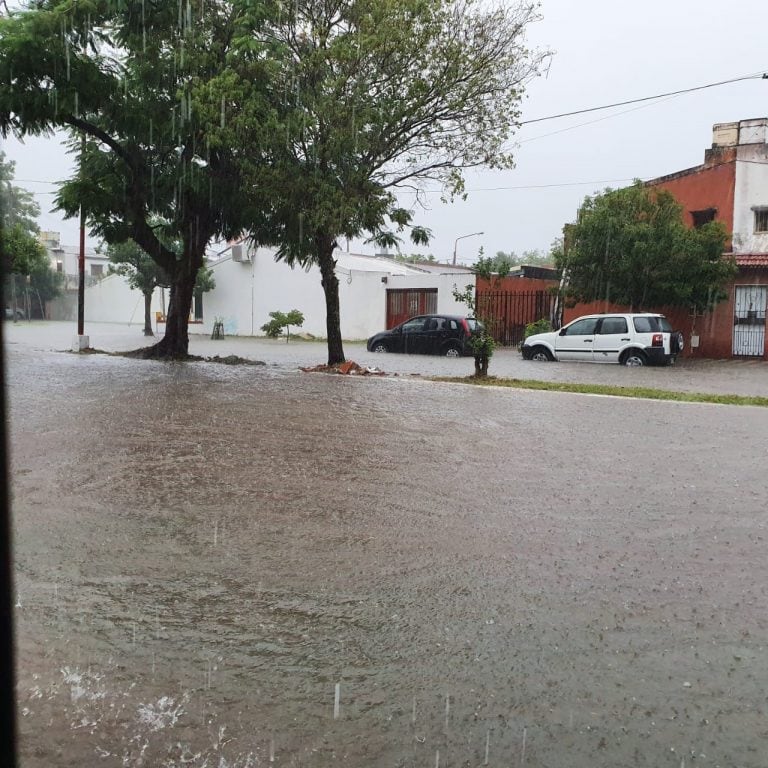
[{"xmin": 3, "ymin": 0, "xmax": 767, "ymax": 262}]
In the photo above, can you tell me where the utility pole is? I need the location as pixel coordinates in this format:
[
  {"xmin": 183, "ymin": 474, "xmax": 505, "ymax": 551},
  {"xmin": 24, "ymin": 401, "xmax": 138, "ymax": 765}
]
[{"xmin": 72, "ymin": 133, "xmax": 89, "ymax": 351}]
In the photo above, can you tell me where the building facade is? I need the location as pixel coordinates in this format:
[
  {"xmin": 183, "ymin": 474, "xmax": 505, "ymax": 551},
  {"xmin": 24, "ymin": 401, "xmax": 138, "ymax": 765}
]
[{"xmin": 565, "ymin": 118, "xmax": 768, "ymax": 359}]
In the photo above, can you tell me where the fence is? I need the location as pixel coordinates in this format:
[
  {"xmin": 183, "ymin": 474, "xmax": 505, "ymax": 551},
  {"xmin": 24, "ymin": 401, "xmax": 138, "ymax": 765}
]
[{"xmin": 476, "ymin": 289, "xmax": 557, "ymax": 347}]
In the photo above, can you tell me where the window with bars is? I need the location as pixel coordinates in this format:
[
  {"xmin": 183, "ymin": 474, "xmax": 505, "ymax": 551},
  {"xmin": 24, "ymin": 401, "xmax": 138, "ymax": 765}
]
[{"xmin": 754, "ymin": 208, "xmax": 768, "ymax": 233}]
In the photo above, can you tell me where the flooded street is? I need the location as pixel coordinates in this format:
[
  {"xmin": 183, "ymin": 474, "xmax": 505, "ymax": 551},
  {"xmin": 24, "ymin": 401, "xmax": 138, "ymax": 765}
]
[{"xmin": 7, "ymin": 342, "xmax": 768, "ymax": 767}]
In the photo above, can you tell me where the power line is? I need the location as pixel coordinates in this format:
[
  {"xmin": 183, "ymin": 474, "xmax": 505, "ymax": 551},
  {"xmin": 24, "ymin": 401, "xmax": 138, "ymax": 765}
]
[{"xmin": 520, "ymin": 72, "xmax": 767, "ymax": 126}]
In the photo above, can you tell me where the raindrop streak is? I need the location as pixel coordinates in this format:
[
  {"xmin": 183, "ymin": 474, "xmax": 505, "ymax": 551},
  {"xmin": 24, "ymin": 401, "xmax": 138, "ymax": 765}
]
[
  {"xmin": 213, "ymin": 520, "xmax": 218, "ymax": 546},
  {"xmin": 411, "ymin": 696, "xmax": 416, "ymax": 724},
  {"xmin": 333, "ymin": 682, "xmax": 340, "ymax": 719},
  {"xmin": 269, "ymin": 736, "xmax": 275, "ymax": 762},
  {"xmin": 444, "ymin": 693, "xmax": 450, "ymax": 729},
  {"xmin": 520, "ymin": 726, "xmax": 527, "ymax": 766},
  {"xmin": 434, "ymin": 749, "xmax": 440, "ymax": 768},
  {"xmin": 484, "ymin": 729, "xmax": 490, "ymax": 765}
]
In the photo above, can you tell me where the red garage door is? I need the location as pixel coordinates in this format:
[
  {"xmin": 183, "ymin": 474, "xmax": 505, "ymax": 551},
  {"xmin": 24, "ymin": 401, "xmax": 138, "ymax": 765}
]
[{"xmin": 386, "ymin": 288, "xmax": 438, "ymax": 329}]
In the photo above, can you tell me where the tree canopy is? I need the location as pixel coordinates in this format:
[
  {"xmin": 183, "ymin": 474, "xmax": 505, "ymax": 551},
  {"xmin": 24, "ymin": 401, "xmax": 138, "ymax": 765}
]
[
  {"xmin": 558, "ymin": 182, "xmax": 735, "ymax": 313},
  {"xmin": 234, "ymin": 0, "xmax": 548, "ymax": 364},
  {"xmin": 0, "ymin": 150, "xmax": 62, "ymax": 314},
  {"xmin": 0, "ymin": 0, "xmax": 276, "ymax": 356},
  {"xmin": 0, "ymin": 0, "xmax": 546, "ymax": 361}
]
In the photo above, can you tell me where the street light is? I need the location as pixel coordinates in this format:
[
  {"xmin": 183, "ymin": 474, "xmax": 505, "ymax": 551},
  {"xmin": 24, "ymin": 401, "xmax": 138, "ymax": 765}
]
[{"xmin": 452, "ymin": 231, "xmax": 484, "ymax": 266}]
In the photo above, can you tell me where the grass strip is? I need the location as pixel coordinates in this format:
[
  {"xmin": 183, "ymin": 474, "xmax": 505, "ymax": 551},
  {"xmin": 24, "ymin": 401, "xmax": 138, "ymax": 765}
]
[{"xmin": 430, "ymin": 376, "xmax": 768, "ymax": 408}]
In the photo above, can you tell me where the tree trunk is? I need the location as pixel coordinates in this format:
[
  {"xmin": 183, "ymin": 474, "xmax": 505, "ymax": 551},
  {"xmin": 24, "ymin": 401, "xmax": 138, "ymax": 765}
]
[
  {"xmin": 317, "ymin": 236, "xmax": 345, "ymax": 365},
  {"xmin": 143, "ymin": 291, "xmax": 154, "ymax": 336},
  {"xmin": 474, "ymin": 354, "xmax": 489, "ymax": 377},
  {"xmin": 128, "ymin": 253, "xmax": 201, "ymax": 359}
]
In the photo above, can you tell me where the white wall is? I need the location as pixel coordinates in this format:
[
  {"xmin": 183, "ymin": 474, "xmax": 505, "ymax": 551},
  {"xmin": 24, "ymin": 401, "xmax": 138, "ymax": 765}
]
[
  {"xmin": 733, "ymin": 143, "xmax": 768, "ymax": 254},
  {"xmin": 48, "ymin": 273, "xmax": 165, "ymax": 325},
  {"xmin": 200, "ymin": 249, "xmax": 475, "ymax": 339},
  {"xmin": 47, "ymin": 246, "xmax": 476, "ymax": 340}
]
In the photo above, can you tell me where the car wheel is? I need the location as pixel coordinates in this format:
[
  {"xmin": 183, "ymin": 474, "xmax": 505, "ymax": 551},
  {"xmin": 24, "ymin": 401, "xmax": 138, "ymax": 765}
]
[
  {"xmin": 444, "ymin": 344, "xmax": 461, "ymax": 358},
  {"xmin": 530, "ymin": 346, "xmax": 553, "ymax": 362},
  {"xmin": 622, "ymin": 350, "xmax": 647, "ymax": 367},
  {"xmin": 372, "ymin": 342, "xmax": 388, "ymax": 353}
]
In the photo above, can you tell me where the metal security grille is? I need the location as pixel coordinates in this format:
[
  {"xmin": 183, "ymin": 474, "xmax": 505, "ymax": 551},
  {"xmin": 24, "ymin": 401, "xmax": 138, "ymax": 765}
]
[
  {"xmin": 732, "ymin": 285, "xmax": 767, "ymax": 357},
  {"xmin": 386, "ymin": 288, "xmax": 438, "ymax": 328},
  {"xmin": 476, "ymin": 290, "xmax": 557, "ymax": 347}
]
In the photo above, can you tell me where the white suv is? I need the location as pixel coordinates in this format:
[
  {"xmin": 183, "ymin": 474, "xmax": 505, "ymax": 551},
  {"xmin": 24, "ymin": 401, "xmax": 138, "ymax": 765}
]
[{"xmin": 522, "ymin": 313, "xmax": 683, "ymax": 367}]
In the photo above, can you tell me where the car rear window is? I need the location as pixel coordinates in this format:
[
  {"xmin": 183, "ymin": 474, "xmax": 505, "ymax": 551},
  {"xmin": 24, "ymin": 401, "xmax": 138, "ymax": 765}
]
[
  {"xmin": 633, "ymin": 316, "xmax": 662, "ymax": 333},
  {"xmin": 465, "ymin": 319, "xmax": 483, "ymax": 331}
]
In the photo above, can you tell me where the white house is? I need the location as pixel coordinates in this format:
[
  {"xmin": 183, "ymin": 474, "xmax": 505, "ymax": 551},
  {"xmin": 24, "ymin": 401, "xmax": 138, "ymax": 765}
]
[
  {"xmin": 50, "ymin": 244, "xmax": 475, "ymax": 339},
  {"xmin": 201, "ymin": 246, "xmax": 474, "ymax": 339}
]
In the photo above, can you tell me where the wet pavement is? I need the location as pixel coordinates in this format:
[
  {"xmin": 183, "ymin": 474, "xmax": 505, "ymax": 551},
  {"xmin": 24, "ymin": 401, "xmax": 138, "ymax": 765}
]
[
  {"xmin": 5, "ymin": 319, "xmax": 768, "ymax": 396},
  {"xmin": 4, "ymin": 322, "xmax": 768, "ymax": 767}
]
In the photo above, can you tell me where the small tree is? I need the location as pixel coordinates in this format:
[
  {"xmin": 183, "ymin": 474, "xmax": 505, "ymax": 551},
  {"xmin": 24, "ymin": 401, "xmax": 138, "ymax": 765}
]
[
  {"xmin": 261, "ymin": 309, "xmax": 305, "ymax": 341},
  {"xmin": 452, "ymin": 256, "xmax": 511, "ymax": 377},
  {"xmin": 107, "ymin": 240, "xmax": 170, "ymax": 336},
  {"xmin": 107, "ymin": 236, "xmax": 215, "ymax": 336}
]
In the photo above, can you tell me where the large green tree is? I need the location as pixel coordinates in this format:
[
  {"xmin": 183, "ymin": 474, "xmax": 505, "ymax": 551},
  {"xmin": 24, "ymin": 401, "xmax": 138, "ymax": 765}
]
[
  {"xmin": 0, "ymin": 0, "xmax": 277, "ymax": 357},
  {"xmin": 0, "ymin": 150, "xmax": 39, "ymax": 234},
  {"xmin": 236, "ymin": 0, "xmax": 547, "ymax": 365},
  {"xmin": 558, "ymin": 182, "xmax": 734, "ymax": 313},
  {"xmin": 0, "ymin": 151, "xmax": 62, "ymax": 316}
]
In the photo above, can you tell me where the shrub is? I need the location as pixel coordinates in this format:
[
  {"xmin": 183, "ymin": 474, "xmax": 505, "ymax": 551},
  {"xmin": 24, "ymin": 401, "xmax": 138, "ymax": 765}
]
[{"xmin": 525, "ymin": 318, "xmax": 552, "ymax": 338}]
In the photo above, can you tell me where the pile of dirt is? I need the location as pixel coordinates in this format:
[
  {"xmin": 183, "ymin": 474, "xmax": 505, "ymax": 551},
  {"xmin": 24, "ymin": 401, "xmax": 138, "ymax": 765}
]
[
  {"xmin": 205, "ymin": 355, "xmax": 266, "ymax": 366},
  {"xmin": 300, "ymin": 360, "xmax": 386, "ymax": 376}
]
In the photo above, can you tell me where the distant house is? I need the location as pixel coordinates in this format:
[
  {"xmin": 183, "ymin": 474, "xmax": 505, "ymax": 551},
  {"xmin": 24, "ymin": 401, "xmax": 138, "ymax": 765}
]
[
  {"xmin": 56, "ymin": 243, "xmax": 476, "ymax": 339},
  {"xmin": 202, "ymin": 245, "xmax": 475, "ymax": 339},
  {"xmin": 564, "ymin": 118, "xmax": 768, "ymax": 359},
  {"xmin": 39, "ymin": 230, "xmax": 109, "ymax": 287}
]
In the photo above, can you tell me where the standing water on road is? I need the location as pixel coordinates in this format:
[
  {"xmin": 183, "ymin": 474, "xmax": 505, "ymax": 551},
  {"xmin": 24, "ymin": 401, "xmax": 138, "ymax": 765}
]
[{"xmin": 7, "ymin": 345, "xmax": 768, "ymax": 767}]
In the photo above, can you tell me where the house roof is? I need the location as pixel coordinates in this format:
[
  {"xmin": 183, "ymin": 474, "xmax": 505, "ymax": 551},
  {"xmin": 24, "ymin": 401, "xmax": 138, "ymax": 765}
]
[{"xmin": 732, "ymin": 253, "xmax": 768, "ymax": 268}]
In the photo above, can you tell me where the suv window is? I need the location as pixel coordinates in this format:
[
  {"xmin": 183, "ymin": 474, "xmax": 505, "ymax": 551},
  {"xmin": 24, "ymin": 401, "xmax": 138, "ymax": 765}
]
[
  {"xmin": 633, "ymin": 316, "xmax": 662, "ymax": 333},
  {"xmin": 598, "ymin": 317, "xmax": 628, "ymax": 334},
  {"xmin": 564, "ymin": 318, "xmax": 599, "ymax": 335}
]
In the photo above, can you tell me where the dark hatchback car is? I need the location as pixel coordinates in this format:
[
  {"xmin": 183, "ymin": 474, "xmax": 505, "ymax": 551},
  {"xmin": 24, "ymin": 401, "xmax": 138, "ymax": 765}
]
[{"xmin": 367, "ymin": 314, "xmax": 481, "ymax": 357}]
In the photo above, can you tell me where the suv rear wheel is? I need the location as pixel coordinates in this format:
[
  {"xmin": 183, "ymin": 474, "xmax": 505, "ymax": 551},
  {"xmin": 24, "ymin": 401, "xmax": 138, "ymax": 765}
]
[
  {"xmin": 622, "ymin": 349, "xmax": 647, "ymax": 367},
  {"xmin": 444, "ymin": 343, "xmax": 461, "ymax": 358}
]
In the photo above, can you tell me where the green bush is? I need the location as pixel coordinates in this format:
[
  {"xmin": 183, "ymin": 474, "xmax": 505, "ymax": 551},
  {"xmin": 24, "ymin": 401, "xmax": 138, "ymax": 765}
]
[
  {"xmin": 524, "ymin": 318, "xmax": 552, "ymax": 338},
  {"xmin": 261, "ymin": 309, "xmax": 305, "ymax": 339}
]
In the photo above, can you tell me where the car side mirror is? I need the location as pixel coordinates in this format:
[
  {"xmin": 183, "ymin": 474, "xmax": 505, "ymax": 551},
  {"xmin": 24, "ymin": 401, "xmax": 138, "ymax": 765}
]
[{"xmin": 559, "ymin": 328, "xmax": 567, "ymax": 336}]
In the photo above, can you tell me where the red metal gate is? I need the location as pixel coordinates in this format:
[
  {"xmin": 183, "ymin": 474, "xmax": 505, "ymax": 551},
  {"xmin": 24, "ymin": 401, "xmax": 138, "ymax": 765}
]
[{"xmin": 386, "ymin": 288, "xmax": 438, "ymax": 328}]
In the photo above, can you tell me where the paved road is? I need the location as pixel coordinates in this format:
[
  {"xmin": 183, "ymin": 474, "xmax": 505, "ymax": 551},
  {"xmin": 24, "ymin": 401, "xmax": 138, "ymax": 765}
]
[
  {"xmin": 4, "ymin": 319, "xmax": 768, "ymax": 397},
  {"xmin": 5, "ymin": 333, "xmax": 768, "ymax": 767}
]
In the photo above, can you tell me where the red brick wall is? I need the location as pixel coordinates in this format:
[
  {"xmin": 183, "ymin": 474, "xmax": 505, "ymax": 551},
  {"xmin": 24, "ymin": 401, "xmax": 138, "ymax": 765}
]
[
  {"xmin": 563, "ymin": 268, "xmax": 768, "ymax": 360},
  {"xmin": 648, "ymin": 160, "xmax": 736, "ymax": 248}
]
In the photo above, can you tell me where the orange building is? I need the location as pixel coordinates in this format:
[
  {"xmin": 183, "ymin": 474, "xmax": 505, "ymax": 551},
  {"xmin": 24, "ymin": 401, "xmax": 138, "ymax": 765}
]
[{"xmin": 565, "ymin": 119, "xmax": 768, "ymax": 359}]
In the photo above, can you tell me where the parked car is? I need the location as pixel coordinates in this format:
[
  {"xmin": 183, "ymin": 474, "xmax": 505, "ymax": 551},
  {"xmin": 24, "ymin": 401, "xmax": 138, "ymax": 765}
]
[
  {"xmin": 367, "ymin": 314, "xmax": 482, "ymax": 357},
  {"xmin": 522, "ymin": 313, "xmax": 684, "ymax": 366},
  {"xmin": 4, "ymin": 307, "xmax": 25, "ymax": 320}
]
